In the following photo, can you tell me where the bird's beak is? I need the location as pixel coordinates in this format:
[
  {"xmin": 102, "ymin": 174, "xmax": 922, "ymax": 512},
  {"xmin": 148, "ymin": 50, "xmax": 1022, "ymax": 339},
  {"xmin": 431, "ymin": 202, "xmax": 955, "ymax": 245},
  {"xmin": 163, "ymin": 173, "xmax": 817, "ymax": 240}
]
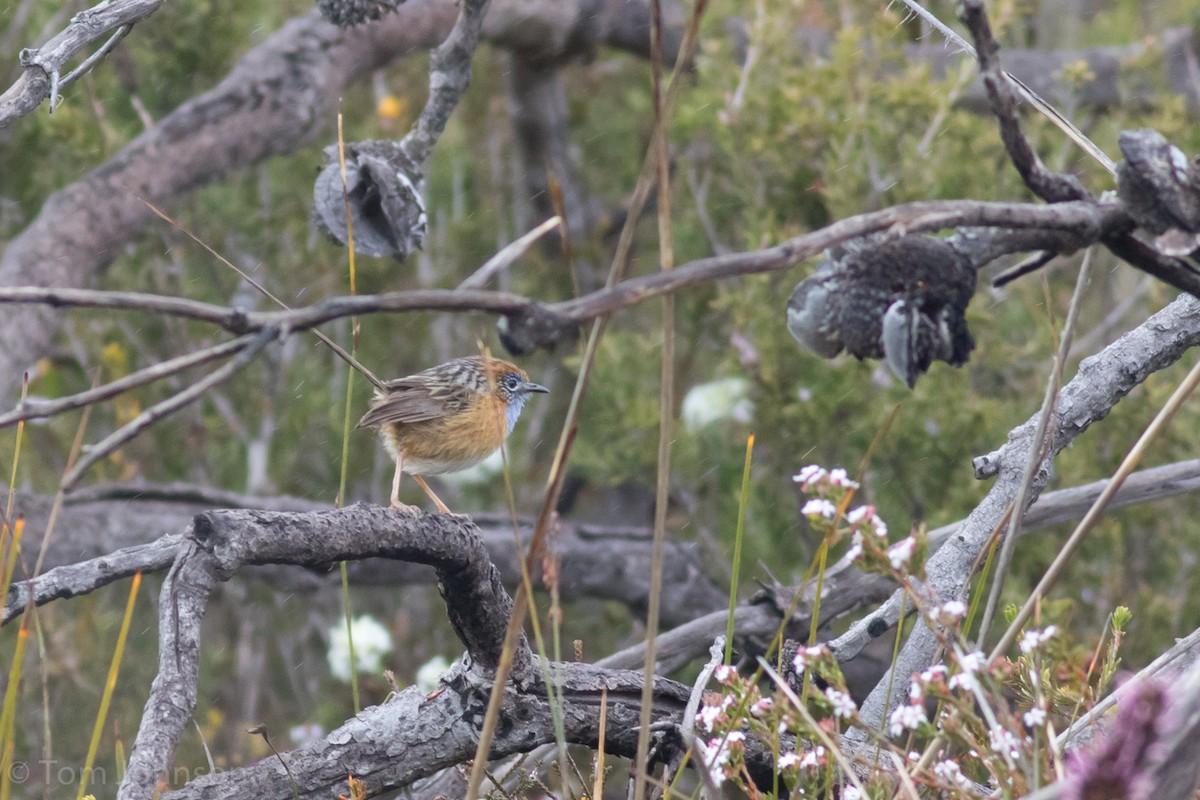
[{"xmin": 523, "ymin": 381, "xmax": 550, "ymax": 394}]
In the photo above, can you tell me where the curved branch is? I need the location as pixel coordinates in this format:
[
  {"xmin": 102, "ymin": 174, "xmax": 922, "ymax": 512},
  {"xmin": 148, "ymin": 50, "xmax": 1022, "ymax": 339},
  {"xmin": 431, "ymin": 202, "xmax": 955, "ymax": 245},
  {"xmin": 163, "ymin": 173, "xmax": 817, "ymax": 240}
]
[
  {"xmin": 0, "ymin": 0, "xmax": 169, "ymax": 127},
  {"xmin": 848, "ymin": 292, "xmax": 1200, "ymax": 733},
  {"xmin": 0, "ymin": 0, "xmax": 677, "ymax": 401}
]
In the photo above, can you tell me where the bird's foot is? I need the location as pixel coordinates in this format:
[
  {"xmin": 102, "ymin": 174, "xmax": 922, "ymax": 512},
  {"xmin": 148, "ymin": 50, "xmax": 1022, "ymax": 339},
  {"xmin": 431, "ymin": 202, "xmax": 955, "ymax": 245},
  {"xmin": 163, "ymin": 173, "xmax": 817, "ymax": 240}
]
[{"xmin": 388, "ymin": 500, "xmax": 422, "ymax": 515}]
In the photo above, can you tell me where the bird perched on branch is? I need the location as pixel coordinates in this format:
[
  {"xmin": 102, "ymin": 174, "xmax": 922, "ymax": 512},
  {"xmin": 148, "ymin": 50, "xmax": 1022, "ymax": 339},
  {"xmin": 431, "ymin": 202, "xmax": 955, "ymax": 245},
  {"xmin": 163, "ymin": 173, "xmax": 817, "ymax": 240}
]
[
  {"xmin": 787, "ymin": 234, "xmax": 976, "ymax": 388},
  {"xmin": 358, "ymin": 356, "xmax": 549, "ymax": 514}
]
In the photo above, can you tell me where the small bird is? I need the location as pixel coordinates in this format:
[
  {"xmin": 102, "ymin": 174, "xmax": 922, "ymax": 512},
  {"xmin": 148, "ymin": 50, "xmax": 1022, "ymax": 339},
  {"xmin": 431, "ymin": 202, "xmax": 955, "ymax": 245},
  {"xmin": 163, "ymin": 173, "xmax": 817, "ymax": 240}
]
[{"xmin": 357, "ymin": 355, "xmax": 549, "ymax": 514}]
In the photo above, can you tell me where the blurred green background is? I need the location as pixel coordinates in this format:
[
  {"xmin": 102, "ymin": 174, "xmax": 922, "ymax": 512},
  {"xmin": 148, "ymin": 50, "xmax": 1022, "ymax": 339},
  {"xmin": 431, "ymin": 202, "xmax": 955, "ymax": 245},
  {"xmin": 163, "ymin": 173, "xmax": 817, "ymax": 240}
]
[{"xmin": 3, "ymin": 0, "xmax": 1200, "ymax": 791}]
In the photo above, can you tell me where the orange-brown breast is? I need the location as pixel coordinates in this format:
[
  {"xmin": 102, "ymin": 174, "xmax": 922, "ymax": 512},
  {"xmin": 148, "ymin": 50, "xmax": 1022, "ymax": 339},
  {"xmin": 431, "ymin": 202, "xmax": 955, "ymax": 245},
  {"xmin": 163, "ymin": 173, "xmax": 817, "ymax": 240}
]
[{"xmin": 382, "ymin": 391, "xmax": 510, "ymax": 476}]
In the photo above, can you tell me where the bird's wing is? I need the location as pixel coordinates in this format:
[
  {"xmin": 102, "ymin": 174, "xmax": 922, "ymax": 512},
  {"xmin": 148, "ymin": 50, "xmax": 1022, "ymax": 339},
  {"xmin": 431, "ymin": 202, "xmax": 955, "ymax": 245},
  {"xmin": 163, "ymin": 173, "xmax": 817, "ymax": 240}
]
[{"xmin": 357, "ymin": 374, "xmax": 475, "ymax": 428}]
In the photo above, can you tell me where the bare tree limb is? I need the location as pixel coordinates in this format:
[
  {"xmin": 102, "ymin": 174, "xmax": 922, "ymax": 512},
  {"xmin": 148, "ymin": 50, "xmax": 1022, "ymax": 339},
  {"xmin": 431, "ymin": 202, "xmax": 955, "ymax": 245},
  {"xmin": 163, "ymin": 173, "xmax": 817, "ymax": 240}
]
[
  {"xmin": 0, "ymin": 0, "xmax": 169, "ymax": 128},
  {"xmin": 847, "ymin": 291, "xmax": 1200, "ymax": 733},
  {"xmin": 0, "ymin": 0, "xmax": 679, "ymax": 401}
]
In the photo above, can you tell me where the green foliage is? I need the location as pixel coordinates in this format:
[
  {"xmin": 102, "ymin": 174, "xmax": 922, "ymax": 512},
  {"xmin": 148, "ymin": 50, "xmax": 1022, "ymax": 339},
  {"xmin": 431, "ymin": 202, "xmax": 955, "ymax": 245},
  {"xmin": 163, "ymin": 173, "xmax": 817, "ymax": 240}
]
[{"xmin": 5, "ymin": 0, "xmax": 1200, "ymax": 789}]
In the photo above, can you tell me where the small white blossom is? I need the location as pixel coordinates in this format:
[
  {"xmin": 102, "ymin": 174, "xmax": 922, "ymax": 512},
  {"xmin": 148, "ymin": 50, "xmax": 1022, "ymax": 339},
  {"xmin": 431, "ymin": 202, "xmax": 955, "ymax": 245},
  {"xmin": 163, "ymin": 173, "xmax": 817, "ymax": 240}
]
[
  {"xmin": 1019, "ymin": 625, "xmax": 1060, "ymax": 654},
  {"xmin": 958, "ymin": 651, "xmax": 986, "ymax": 673},
  {"xmin": 793, "ymin": 464, "xmax": 828, "ymax": 486},
  {"xmin": 934, "ymin": 759, "xmax": 972, "ymax": 788},
  {"xmin": 989, "ymin": 725, "xmax": 1022, "ymax": 760},
  {"xmin": 1023, "ymin": 707, "xmax": 1047, "ymax": 728},
  {"xmin": 845, "ymin": 535, "xmax": 864, "ymax": 562},
  {"xmin": 949, "ymin": 671, "xmax": 979, "ymax": 692},
  {"xmin": 828, "ymin": 468, "xmax": 860, "ymax": 489},
  {"xmin": 802, "ymin": 498, "xmax": 838, "ymax": 520},
  {"xmin": 290, "ymin": 722, "xmax": 325, "ymax": 746},
  {"xmin": 714, "ymin": 664, "xmax": 737, "ymax": 684},
  {"xmin": 415, "ymin": 655, "xmax": 451, "ymax": 693},
  {"xmin": 681, "ymin": 377, "xmax": 754, "ymax": 430},
  {"xmin": 920, "ymin": 664, "xmax": 948, "ymax": 683},
  {"xmin": 888, "ymin": 703, "xmax": 927, "ymax": 736},
  {"xmin": 751, "ymin": 697, "xmax": 774, "ymax": 717},
  {"xmin": 939, "ymin": 600, "xmax": 968, "ymax": 621},
  {"xmin": 327, "ymin": 614, "xmax": 394, "ymax": 683},
  {"xmin": 888, "ymin": 537, "xmax": 916, "ymax": 569},
  {"xmin": 846, "ymin": 504, "xmax": 887, "ymax": 537},
  {"xmin": 799, "ymin": 745, "xmax": 826, "ymax": 769},
  {"xmin": 825, "ymin": 687, "xmax": 857, "ymax": 718},
  {"xmin": 696, "ymin": 704, "xmax": 723, "ymax": 733},
  {"xmin": 909, "ymin": 680, "xmax": 924, "ymax": 702},
  {"xmin": 842, "ymin": 786, "xmax": 863, "ymax": 800},
  {"xmin": 778, "ymin": 752, "xmax": 801, "ymax": 770},
  {"xmin": 696, "ymin": 732, "xmax": 744, "ymax": 786}
]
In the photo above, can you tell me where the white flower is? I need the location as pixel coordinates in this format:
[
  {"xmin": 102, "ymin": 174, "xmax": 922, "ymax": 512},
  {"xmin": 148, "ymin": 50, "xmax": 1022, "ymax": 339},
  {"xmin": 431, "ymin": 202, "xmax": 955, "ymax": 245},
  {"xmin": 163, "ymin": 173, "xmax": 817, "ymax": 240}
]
[
  {"xmin": 934, "ymin": 759, "xmax": 971, "ymax": 788},
  {"xmin": 289, "ymin": 722, "xmax": 325, "ymax": 746},
  {"xmin": 847, "ymin": 504, "xmax": 888, "ymax": 538},
  {"xmin": 327, "ymin": 614, "xmax": 394, "ymax": 683},
  {"xmin": 751, "ymin": 697, "xmax": 774, "ymax": 717},
  {"xmin": 1023, "ymin": 707, "xmax": 1047, "ymax": 728},
  {"xmin": 696, "ymin": 732, "xmax": 744, "ymax": 787},
  {"xmin": 949, "ymin": 671, "xmax": 978, "ymax": 692},
  {"xmin": 888, "ymin": 703, "xmax": 927, "ymax": 736},
  {"xmin": 828, "ymin": 468, "xmax": 860, "ymax": 489},
  {"xmin": 778, "ymin": 752, "xmax": 801, "ymax": 770},
  {"xmin": 939, "ymin": 600, "xmax": 968, "ymax": 621},
  {"xmin": 1019, "ymin": 625, "xmax": 1059, "ymax": 654},
  {"xmin": 714, "ymin": 664, "xmax": 737, "ymax": 684},
  {"xmin": 845, "ymin": 533, "xmax": 864, "ymax": 562},
  {"xmin": 794, "ymin": 464, "xmax": 828, "ymax": 486},
  {"xmin": 799, "ymin": 745, "xmax": 826, "ymax": 769},
  {"xmin": 825, "ymin": 687, "xmax": 857, "ymax": 718},
  {"xmin": 949, "ymin": 649, "xmax": 984, "ymax": 691},
  {"xmin": 888, "ymin": 537, "xmax": 916, "ymax": 569},
  {"xmin": 681, "ymin": 377, "xmax": 754, "ymax": 430},
  {"xmin": 958, "ymin": 651, "xmax": 986, "ymax": 673},
  {"xmin": 842, "ymin": 786, "xmax": 863, "ymax": 800},
  {"xmin": 920, "ymin": 664, "xmax": 948, "ymax": 683},
  {"xmin": 415, "ymin": 654, "xmax": 451, "ymax": 693},
  {"xmin": 696, "ymin": 704, "xmax": 723, "ymax": 733},
  {"xmin": 694, "ymin": 739, "xmax": 729, "ymax": 786},
  {"xmin": 989, "ymin": 725, "xmax": 1022, "ymax": 760},
  {"xmin": 802, "ymin": 498, "xmax": 838, "ymax": 520},
  {"xmin": 909, "ymin": 680, "xmax": 924, "ymax": 702}
]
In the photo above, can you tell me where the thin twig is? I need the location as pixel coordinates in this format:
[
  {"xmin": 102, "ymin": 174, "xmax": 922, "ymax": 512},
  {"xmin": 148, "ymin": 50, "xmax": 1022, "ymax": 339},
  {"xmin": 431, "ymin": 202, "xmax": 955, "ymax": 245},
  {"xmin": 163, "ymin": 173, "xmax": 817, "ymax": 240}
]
[
  {"xmin": 60, "ymin": 328, "xmax": 278, "ymax": 492},
  {"xmin": 990, "ymin": 351, "xmax": 1200, "ymax": 660},
  {"xmin": 977, "ymin": 248, "xmax": 1094, "ymax": 642},
  {"xmin": 0, "ymin": 335, "xmax": 253, "ymax": 428},
  {"xmin": 896, "ymin": 0, "xmax": 1116, "ymax": 175},
  {"xmin": 456, "ymin": 216, "xmax": 562, "ymax": 290}
]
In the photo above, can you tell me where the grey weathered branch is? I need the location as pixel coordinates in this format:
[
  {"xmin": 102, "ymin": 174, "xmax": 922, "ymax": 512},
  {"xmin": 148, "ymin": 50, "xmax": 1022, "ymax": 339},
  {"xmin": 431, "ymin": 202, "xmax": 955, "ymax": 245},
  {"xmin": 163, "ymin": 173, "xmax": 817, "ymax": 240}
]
[
  {"xmin": 118, "ymin": 505, "xmax": 529, "ymax": 798},
  {"xmin": 0, "ymin": 0, "xmax": 169, "ymax": 128},
  {"xmin": 0, "ymin": 0, "xmax": 679, "ymax": 401},
  {"xmin": 0, "ymin": 198, "xmax": 1135, "ymax": 377},
  {"xmin": 847, "ymin": 291, "xmax": 1200, "ymax": 734},
  {"xmin": 2, "ymin": 487, "xmax": 725, "ymax": 628}
]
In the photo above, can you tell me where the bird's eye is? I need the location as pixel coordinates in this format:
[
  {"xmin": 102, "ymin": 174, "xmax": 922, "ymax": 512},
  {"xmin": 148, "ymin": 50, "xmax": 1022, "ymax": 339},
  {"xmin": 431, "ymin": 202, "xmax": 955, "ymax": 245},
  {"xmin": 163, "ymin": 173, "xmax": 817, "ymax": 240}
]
[{"xmin": 502, "ymin": 373, "xmax": 520, "ymax": 389}]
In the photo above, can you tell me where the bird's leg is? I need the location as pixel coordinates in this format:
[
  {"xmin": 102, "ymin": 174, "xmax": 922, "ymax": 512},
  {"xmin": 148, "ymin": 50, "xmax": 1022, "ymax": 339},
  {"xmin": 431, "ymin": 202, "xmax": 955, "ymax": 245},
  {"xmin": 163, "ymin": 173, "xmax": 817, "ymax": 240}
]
[
  {"xmin": 412, "ymin": 474, "xmax": 454, "ymax": 515},
  {"xmin": 390, "ymin": 454, "xmax": 419, "ymax": 514}
]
